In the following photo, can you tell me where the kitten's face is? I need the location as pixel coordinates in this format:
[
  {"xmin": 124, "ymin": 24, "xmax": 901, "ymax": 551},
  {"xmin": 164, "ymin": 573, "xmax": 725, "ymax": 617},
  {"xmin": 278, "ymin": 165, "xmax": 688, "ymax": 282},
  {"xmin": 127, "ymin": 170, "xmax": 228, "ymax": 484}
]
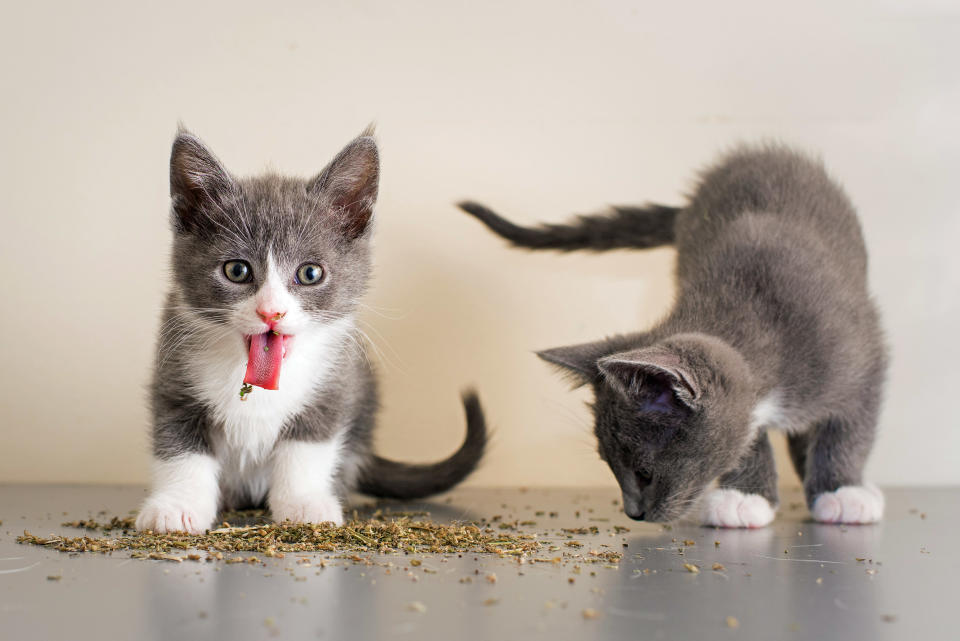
[
  {"xmin": 541, "ymin": 334, "xmax": 756, "ymax": 522},
  {"xmin": 166, "ymin": 130, "xmax": 378, "ymax": 384}
]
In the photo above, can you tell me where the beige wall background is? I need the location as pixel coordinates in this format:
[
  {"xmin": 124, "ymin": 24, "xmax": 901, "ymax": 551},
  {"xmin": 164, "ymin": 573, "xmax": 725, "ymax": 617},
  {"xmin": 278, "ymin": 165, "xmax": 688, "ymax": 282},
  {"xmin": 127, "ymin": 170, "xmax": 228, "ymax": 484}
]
[{"xmin": 1, "ymin": 0, "xmax": 957, "ymax": 488}]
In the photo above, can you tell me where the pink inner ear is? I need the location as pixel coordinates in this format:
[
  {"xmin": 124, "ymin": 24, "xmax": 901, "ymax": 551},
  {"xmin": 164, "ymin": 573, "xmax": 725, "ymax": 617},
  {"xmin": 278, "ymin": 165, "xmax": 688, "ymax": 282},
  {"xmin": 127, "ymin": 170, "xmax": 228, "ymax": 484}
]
[
  {"xmin": 647, "ymin": 388, "xmax": 677, "ymax": 413},
  {"xmin": 314, "ymin": 138, "xmax": 379, "ymax": 239}
]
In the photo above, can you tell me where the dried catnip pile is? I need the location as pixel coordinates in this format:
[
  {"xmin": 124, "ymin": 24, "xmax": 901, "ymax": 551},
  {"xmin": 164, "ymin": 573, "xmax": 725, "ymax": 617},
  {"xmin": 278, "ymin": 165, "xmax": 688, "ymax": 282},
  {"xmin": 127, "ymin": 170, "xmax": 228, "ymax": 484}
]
[{"xmin": 16, "ymin": 510, "xmax": 624, "ymax": 566}]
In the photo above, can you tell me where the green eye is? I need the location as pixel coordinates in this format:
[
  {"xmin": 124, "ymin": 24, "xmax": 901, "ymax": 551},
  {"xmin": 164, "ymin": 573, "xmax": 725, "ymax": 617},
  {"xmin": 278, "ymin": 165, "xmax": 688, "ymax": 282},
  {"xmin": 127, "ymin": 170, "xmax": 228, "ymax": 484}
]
[
  {"xmin": 296, "ymin": 263, "xmax": 324, "ymax": 285},
  {"xmin": 223, "ymin": 260, "xmax": 252, "ymax": 283}
]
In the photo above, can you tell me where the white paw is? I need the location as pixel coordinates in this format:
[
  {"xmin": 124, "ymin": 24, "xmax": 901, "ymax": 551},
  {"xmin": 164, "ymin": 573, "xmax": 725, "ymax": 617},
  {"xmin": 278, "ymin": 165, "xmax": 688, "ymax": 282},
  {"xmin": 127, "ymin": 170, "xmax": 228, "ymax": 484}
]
[
  {"xmin": 136, "ymin": 495, "xmax": 217, "ymax": 534},
  {"xmin": 812, "ymin": 483, "xmax": 884, "ymax": 524},
  {"xmin": 270, "ymin": 493, "xmax": 344, "ymax": 526},
  {"xmin": 701, "ymin": 488, "xmax": 776, "ymax": 528}
]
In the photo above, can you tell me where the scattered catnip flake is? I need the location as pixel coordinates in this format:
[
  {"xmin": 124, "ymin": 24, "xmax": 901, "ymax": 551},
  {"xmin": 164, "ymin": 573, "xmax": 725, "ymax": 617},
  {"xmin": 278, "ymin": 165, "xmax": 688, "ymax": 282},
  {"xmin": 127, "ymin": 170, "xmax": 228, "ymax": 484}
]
[
  {"xmin": 726, "ymin": 616, "xmax": 740, "ymax": 629},
  {"xmin": 264, "ymin": 346, "xmax": 269, "ymax": 352},
  {"xmin": 712, "ymin": 563, "xmax": 726, "ymax": 571},
  {"xmin": 239, "ymin": 383, "xmax": 253, "ymax": 401},
  {"xmin": 46, "ymin": 575, "xmax": 62, "ymax": 581},
  {"xmin": 18, "ymin": 514, "xmax": 543, "ymax": 559},
  {"xmin": 582, "ymin": 608, "xmax": 601, "ymax": 620}
]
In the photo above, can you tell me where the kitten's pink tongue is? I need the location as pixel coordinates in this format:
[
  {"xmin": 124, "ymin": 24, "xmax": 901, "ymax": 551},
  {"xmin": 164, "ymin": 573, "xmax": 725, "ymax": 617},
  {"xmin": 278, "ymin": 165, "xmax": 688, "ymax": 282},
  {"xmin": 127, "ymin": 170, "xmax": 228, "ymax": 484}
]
[{"xmin": 244, "ymin": 332, "xmax": 284, "ymax": 391}]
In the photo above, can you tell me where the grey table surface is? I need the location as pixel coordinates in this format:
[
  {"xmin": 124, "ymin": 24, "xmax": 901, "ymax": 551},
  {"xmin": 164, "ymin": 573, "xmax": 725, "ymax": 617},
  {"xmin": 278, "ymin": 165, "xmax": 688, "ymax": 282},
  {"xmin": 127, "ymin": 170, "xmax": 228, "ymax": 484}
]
[{"xmin": 0, "ymin": 485, "xmax": 956, "ymax": 641}]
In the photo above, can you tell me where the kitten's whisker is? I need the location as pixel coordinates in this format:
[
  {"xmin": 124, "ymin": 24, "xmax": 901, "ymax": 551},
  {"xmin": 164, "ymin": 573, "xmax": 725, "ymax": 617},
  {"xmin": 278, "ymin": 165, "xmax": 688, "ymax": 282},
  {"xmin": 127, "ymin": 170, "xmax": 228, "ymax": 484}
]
[
  {"xmin": 348, "ymin": 326, "xmax": 392, "ymax": 372},
  {"xmin": 357, "ymin": 302, "xmax": 407, "ymax": 321},
  {"xmin": 353, "ymin": 319, "xmax": 405, "ymax": 369}
]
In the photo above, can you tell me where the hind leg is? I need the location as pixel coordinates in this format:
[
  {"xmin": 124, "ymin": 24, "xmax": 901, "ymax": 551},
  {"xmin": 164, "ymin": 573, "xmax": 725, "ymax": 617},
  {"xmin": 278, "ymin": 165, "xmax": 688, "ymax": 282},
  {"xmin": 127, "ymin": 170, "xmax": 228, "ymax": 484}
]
[
  {"xmin": 800, "ymin": 414, "xmax": 883, "ymax": 524},
  {"xmin": 701, "ymin": 432, "xmax": 778, "ymax": 528}
]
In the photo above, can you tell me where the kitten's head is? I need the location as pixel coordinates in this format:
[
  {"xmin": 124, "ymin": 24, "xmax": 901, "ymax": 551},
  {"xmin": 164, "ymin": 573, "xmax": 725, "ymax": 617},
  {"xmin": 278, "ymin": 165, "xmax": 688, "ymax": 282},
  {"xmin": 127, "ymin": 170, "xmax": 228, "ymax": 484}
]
[
  {"xmin": 165, "ymin": 128, "xmax": 379, "ymax": 387},
  {"xmin": 539, "ymin": 333, "xmax": 756, "ymax": 522}
]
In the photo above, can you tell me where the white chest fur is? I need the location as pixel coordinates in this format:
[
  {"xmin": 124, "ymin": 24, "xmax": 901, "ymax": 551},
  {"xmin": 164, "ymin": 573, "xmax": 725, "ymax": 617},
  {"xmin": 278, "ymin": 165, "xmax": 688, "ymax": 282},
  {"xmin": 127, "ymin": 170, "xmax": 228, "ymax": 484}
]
[
  {"xmin": 185, "ymin": 316, "xmax": 354, "ymax": 504},
  {"xmin": 749, "ymin": 389, "xmax": 788, "ymax": 433}
]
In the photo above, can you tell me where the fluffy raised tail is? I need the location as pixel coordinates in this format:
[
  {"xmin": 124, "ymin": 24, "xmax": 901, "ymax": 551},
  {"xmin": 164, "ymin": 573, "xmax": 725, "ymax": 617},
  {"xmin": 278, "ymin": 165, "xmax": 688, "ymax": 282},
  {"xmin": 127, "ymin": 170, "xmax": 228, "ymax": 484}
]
[
  {"xmin": 457, "ymin": 201, "xmax": 680, "ymax": 251},
  {"xmin": 357, "ymin": 390, "xmax": 487, "ymax": 499}
]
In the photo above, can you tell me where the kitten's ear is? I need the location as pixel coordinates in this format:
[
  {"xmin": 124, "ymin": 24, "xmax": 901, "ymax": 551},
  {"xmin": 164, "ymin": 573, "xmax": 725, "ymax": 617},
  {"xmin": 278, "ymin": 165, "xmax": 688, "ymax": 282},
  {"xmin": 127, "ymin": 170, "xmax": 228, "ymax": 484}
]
[
  {"xmin": 598, "ymin": 347, "xmax": 701, "ymax": 411},
  {"xmin": 308, "ymin": 129, "xmax": 379, "ymax": 239},
  {"xmin": 169, "ymin": 130, "xmax": 237, "ymax": 233},
  {"xmin": 536, "ymin": 340, "xmax": 612, "ymax": 387}
]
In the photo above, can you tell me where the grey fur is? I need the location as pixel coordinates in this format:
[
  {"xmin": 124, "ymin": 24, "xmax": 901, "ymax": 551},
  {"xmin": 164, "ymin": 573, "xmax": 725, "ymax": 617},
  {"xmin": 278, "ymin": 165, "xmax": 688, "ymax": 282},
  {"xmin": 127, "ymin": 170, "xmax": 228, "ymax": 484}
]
[
  {"xmin": 461, "ymin": 144, "xmax": 886, "ymax": 522},
  {"xmin": 154, "ymin": 128, "xmax": 486, "ymax": 509}
]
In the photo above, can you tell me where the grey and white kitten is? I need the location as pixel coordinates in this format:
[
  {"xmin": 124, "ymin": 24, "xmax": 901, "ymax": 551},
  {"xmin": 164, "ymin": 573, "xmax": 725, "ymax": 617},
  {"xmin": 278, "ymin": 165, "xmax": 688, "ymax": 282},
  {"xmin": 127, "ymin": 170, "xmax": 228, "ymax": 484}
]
[
  {"xmin": 136, "ymin": 128, "xmax": 486, "ymax": 534},
  {"xmin": 459, "ymin": 144, "xmax": 886, "ymax": 528}
]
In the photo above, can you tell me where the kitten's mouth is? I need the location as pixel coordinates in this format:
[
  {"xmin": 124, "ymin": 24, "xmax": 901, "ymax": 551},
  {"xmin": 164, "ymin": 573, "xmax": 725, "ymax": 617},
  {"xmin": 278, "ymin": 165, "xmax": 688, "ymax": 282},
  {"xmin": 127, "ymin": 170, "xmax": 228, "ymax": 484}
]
[{"xmin": 243, "ymin": 332, "xmax": 292, "ymax": 391}]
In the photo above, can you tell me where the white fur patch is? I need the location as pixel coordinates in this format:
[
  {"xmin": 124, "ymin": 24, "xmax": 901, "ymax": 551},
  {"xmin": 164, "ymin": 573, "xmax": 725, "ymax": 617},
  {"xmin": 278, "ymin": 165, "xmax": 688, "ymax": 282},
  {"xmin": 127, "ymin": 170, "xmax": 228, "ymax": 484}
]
[
  {"xmin": 812, "ymin": 483, "xmax": 884, "ymax": 524},
  {"xmin": 269, "ymin": 434, "xmax": 345, "ymax": 525},
  {"xmin": 701, "ymin": 488, "xmax": 776, "ymax": 528},
  {"xmin": 136, "ymin": 454, "xmax": 220, "ymax": 534},
  {"xmin": 749, "ymin": 389, "xmax": 786, "ymax": 433}
]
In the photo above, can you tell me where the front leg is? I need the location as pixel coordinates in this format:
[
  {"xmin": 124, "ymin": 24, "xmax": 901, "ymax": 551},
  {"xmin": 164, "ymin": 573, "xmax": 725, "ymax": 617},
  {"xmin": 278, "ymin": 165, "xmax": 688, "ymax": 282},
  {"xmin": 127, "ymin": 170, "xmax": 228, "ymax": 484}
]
[
  {"xmin": 136, "ymin": 453, "xmax": 221, "ymax": 534},
  {"xmin": 701, "ymin": 432, "xmax": 778, "ymax": 528},
  {"xmin": 136, "ymin": 401, "xmax": 221, "ymax": 534},
  {"xmin": 269, "ymin": 435, "xmax": 345, "ymax": 526},
  {"xmin": 802, "ymin": 416, "xmax": 883, "ymax": 524}
]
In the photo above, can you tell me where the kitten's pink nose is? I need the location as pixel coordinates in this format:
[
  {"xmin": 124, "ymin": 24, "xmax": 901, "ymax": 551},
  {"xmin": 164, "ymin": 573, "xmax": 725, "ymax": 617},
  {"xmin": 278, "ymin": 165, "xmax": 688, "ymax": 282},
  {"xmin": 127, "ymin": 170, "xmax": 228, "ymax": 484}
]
[{"xmin": 257, "ymin": 308, "xmax": 287, "ymax": 326}]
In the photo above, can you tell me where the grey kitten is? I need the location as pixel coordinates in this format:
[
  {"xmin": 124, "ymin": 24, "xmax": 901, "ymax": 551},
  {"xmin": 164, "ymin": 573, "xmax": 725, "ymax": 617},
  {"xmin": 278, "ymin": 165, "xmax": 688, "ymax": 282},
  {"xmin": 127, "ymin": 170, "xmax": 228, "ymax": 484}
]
[
  {"xmin": 136, "ymin": 128, "xmax": 486, "ymax": 534},
  {"xmin": 459, "ymin": 144, "xmax": 886, "ymax": 527}
]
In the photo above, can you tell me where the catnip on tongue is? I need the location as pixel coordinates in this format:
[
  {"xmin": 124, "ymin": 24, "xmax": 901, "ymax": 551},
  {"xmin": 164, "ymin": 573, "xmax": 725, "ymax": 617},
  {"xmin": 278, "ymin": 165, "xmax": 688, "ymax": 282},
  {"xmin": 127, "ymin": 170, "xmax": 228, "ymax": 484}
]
[{"xmin": 244, "ymin": 332, "xmax": 285, "ymax": 390}]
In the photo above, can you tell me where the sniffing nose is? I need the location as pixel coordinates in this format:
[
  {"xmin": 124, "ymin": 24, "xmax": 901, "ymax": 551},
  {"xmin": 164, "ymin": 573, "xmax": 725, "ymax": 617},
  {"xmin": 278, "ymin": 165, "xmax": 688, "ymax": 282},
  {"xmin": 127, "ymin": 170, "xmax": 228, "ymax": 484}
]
[
  {"xmin": 622, "ymin": 493, "xmax": 646, "ymax": 521},
  {"xmin": 257, "ymin": 307, "xmax": 287, "ymax": 325}
]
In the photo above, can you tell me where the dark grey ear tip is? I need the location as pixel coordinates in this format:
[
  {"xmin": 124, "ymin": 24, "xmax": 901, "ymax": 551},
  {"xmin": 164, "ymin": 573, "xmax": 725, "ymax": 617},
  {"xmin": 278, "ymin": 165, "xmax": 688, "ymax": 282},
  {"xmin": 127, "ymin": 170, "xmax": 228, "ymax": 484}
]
[
  {"xmin": 345, "ymin": 136, "xmax": 380, "ymax": 171},
  {"xmin": 351, "ymin": 133, "xmax": 379, "ymax": 153},
  {"xmin": 170, "ymin": 131, "xmax": 212, "ymax": 160}
]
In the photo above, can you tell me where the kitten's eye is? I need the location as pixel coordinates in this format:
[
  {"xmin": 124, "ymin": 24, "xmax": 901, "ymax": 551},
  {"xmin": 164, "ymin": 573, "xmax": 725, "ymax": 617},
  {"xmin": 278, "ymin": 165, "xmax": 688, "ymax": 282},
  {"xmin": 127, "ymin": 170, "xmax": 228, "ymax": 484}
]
[
  {"xmin": 223, "ymin": 260, "xmax": 252, "ymax": 283},
  {"xmin": 296, "ymin": 263, "xmax": 324, "ymax": 285}
]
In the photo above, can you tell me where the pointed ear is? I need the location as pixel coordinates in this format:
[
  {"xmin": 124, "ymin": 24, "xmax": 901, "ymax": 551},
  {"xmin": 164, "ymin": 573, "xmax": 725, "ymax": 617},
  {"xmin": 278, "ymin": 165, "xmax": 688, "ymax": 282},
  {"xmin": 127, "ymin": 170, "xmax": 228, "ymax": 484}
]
[
  {"xmin": 169, "ymin": 130, "xmax": 237, "ymax": 234},
  {"xmin": 597, "ymin": 347, "xmax": 700, "ymax": 410},
  {"xmin": 536, "ymin": 340, "xmax": 614, "ymax": 387},
  {"xmin": 308, "ymin": 129, "xmax": 379, "ymax": 239}
]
